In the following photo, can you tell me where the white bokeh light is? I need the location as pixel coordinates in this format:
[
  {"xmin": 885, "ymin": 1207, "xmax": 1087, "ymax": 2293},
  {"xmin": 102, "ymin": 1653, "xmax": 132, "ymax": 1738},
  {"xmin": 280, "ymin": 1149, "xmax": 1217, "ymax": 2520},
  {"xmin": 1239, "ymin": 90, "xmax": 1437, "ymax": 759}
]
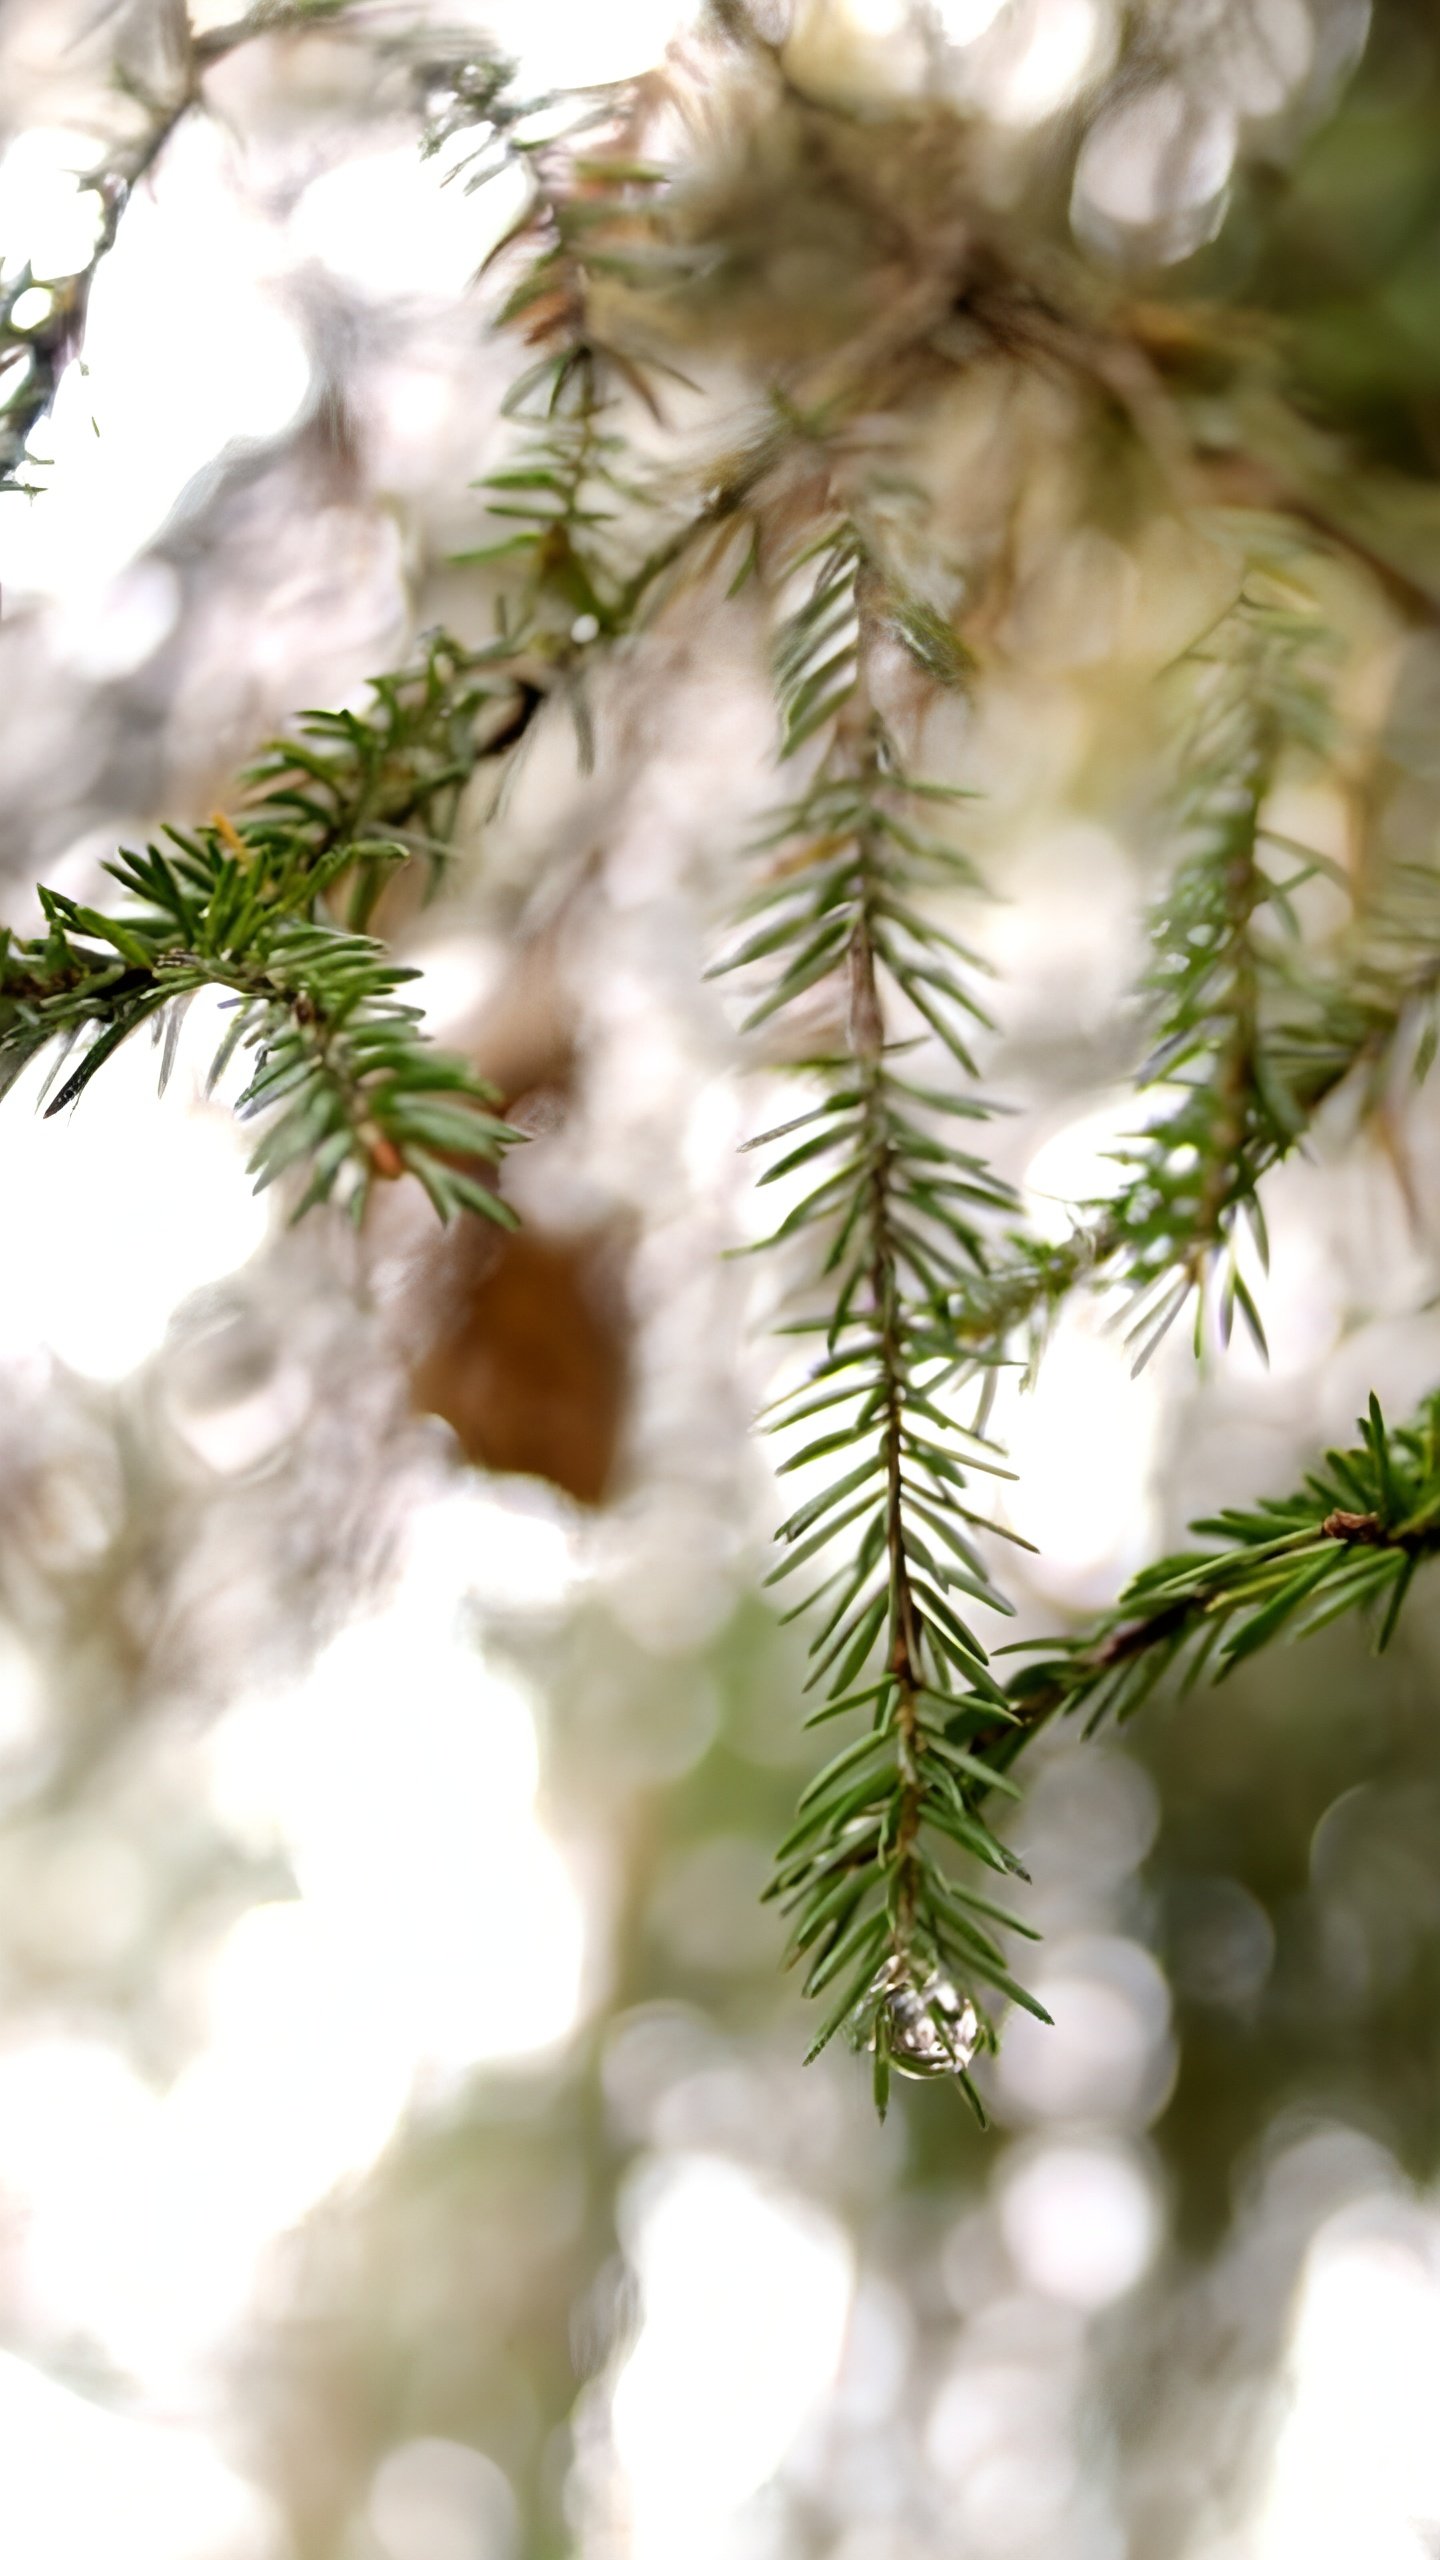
[
  {"xmin": 1257, "ymin": 2201, "xmax": 1440, "ymax": 2560},
  {"xmin": 0, "ymin": 1498, "xmax": 586, "ymax": 2398},
  {"xmin": 1021, "ymin": 1096, "xmax": 1152, "ymax": 1247},
  {"xmin": 290, "ymin": 144, "xmax": 529, "ymax": 303},
  {"xmin": 996, "ymin": 1934, "xmax": 1175, "ymax": 2126},
  {"xmin": 993, "ymin": 1307, "xmax": 1161, "ymax": 1603},
  {"xmin": 1072, "ymin": 81, "xmax": 1238, "ymax": 261},
  {"xmin": 611, "ymin": 2153, "xmax": 854, "ymax": 2560},
  {"xmin": 0, "ymin": 128, "xmax": 107, "ymax": 282},
  {"xmin": 482, "ymin": 0, "xmax": 690, "ymax": 89},
  {"xmin": 1212, "ymin": 0, "xmax": 1317, "ymax": 120},
  {"xmin": 985, "ymin": 0, "xmax": 1109, "ymax": 125},
  {"xmin": 0, "ymin": 1986, "xmax": 407, "ymax": 2394},
  {"xmin": 0, "ymin": 2350, "xmax": 281, "ymax": 2560},
  {"xmin": 208, "ymin": 1595, "xmax": 587, "ymax": 2082},
  {"xmin": 784, "ymin": 0, "xmax": 932, "ymax": 100},
  {"xmin": 836, "ymin": 0, "xmax": 916, "ymax": 38},
  {"xmin": 998, "ymin": 2135, "xmax": 1162, "ymax": 2309},
  {"xmin": 369, "ymin": 2437, "xmax": 519, "ymax": 2560},
  {"xmin": 986, "ymin": 1104, "xmax": 1166, "ymax": 1598},
  {"xmin": 2, "ymin": 118, "xmax": 310, "ymax": 605},
  {"xmin": 0, "ymin": 1013, "xmax": 269, "ymax": 1380},
  {"xmin": 937, "ymin": 0, "xmax": 1008, "ymax": 40},
  {"xmin": 48, "ymin": 555, "xmax": 183, "ymax": 683}
]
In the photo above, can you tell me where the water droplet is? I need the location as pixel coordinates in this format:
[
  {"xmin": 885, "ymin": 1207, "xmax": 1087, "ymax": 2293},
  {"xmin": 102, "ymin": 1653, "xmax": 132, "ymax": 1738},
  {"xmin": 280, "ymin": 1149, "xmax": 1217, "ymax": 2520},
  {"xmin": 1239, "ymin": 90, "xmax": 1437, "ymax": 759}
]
[{"xmin": 872, "ymin": 1954, "xmax": 979, "ymax": 2079}]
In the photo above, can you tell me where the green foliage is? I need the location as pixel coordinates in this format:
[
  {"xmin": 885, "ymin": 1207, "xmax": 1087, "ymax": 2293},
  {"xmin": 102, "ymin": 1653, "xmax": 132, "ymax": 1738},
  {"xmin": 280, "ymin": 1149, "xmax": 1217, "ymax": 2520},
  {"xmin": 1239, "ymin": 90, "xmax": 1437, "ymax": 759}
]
[
  {"xmin": 0, "ymin": 635, "xmax": 522, "ymax": 1224},
  {"xmin": 730, "ymin": 506, "xmax": 1440, "ymax": 2097},
  {"xmin": 1002, "ymin": 1392, "xmax": 1440, "ymax": 1744},
  {"xmin": 243, "ymin": 630, "xmax": 523, "ymax": 922},
  {"xmin": 1102, "ymin": 575, "xmax": 1338, "ymax": 1369},
  {"xmin": 949, "ymin": 572, "xmax": 1440, "ymax": 1397},
  {"xmin": 717, "ymin": 525, "xmax": 1053, "ymax": 2109},
  {"xmin": 447, "ymin": 57, "xmax": 701, "ymax": 723}
]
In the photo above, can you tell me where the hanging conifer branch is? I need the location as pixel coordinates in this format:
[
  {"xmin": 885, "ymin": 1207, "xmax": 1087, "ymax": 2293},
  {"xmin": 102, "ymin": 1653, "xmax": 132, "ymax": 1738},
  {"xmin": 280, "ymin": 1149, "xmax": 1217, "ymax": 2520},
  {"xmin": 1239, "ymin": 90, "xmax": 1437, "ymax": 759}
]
[
  {"xmin": 950, "ymin": 917, "xmax": 1440, "ymax": 1387},
  {"xmin": 1101, "ymin": 578, "xmax": 1336, "ymax": 1368},
  {"xmin": 723, "ymin": 520, "xmax": 1048, "ymax": 2114},
  {"xmin": 944, "ymin": 571, "xmax": 1440, "ymax": 1385},
  {"xmin": 0, "ymin": 61, "xmax": 691, "ymax": 1217},
  {"xmin": 441, "ymin": 49, "xmax": 719, "ymax": 788}
]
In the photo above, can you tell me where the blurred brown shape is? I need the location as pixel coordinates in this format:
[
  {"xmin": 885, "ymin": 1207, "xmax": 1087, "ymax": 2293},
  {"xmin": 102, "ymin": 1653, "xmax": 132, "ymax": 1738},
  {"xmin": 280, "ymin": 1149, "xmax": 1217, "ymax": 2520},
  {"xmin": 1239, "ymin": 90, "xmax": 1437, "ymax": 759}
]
[
  {"xmin": 409, "ymin": 1218, "xmax": 629, "ymax": 1507},
  {"xmin": 399, "ymin": 920, "xmax": 631, "ymax": 1506}
]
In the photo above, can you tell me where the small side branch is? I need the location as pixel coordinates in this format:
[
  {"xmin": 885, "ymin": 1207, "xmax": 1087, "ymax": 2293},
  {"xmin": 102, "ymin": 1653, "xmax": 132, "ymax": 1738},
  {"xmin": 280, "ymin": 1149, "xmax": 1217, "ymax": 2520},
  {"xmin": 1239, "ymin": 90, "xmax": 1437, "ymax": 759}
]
[{"xmin": 992, "ymin": 1392, "xmax": 1440, "ymax": 1758}]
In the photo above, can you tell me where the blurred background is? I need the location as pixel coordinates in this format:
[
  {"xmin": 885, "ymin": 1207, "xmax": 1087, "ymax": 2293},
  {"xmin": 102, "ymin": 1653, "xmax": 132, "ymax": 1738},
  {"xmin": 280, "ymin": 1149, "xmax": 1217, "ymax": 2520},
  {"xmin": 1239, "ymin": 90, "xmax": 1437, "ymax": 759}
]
[{"xmin": 4, "ymin": 1, "xmax": 1440, "ymax": 2555}]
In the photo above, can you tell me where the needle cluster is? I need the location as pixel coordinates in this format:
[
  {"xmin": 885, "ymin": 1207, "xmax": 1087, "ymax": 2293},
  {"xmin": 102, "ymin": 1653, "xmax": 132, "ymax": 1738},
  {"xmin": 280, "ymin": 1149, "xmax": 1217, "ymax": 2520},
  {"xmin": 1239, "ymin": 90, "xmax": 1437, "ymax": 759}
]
[
  {"xmin": 0, "ymin": 636, "xmax": 521, "ymax": 1224},
  {"xmin": 1002, "ymin": 1393, "xmax": 1440, "ymax": 1743}
]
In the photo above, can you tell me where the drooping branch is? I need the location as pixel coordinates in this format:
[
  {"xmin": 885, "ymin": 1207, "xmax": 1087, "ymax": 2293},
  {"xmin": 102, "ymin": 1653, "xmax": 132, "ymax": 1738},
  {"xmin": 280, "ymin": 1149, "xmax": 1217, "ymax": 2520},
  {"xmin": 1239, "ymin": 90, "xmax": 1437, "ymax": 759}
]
[
  {"xmin": 1095, "ymin": 581, "xmax": 1334, "ymax": 1366},
  {"xmin": 722, "ymin": 524, "xmax": 1049, "ymax": 2111},
  {"xmin": 944, "ymin": 578, "xmax": 1440, "ymax": 1380}
]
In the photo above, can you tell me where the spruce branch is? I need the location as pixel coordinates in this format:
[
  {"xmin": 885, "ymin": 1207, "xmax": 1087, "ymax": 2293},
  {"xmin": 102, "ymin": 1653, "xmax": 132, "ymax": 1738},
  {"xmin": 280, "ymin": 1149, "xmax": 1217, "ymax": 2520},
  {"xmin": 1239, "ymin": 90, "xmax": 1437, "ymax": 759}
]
[
  {"xmin": 0, "ymin": 72, "xmax": 767, "ymax": 1217},
  {"xmin": 443, "ymin": 53, "xmax": 722, "ymax": 747},
  {"xmin": 0, "ymin": 633, "xmax": 526, "ymax": 1222},
  {"xmin": 1101, "ymin": 579, "xmax": 1337, "ymax": 1370},
  {"xmin": 996, "ymin": 1391, "xmax": 1440, "ymax": 1753},
  {"xmin": 944, "ymin": 581, "xmax": 1440, "ymax": 1383},
  {"xmin": 240, "ymin": 629, "xmax": 536, "ymax": 925},
  {"xmin": 728, "ymin": 541, "xmax": 1440, "ymax": 2108},
  {"xmin": 948, "ymin": 919, "xmax": 1440, "ymax": 1387},
  {"xmin": 724, "ymin": 522, "xmax": 1046, "ymax": 2114},
  {"xmin": 437, "ymin": 43, "xmax": 681, "ymax": 422},
  {"xmin": 461, "ymin": 392, "xmax": 647, "ymax": 663}
]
